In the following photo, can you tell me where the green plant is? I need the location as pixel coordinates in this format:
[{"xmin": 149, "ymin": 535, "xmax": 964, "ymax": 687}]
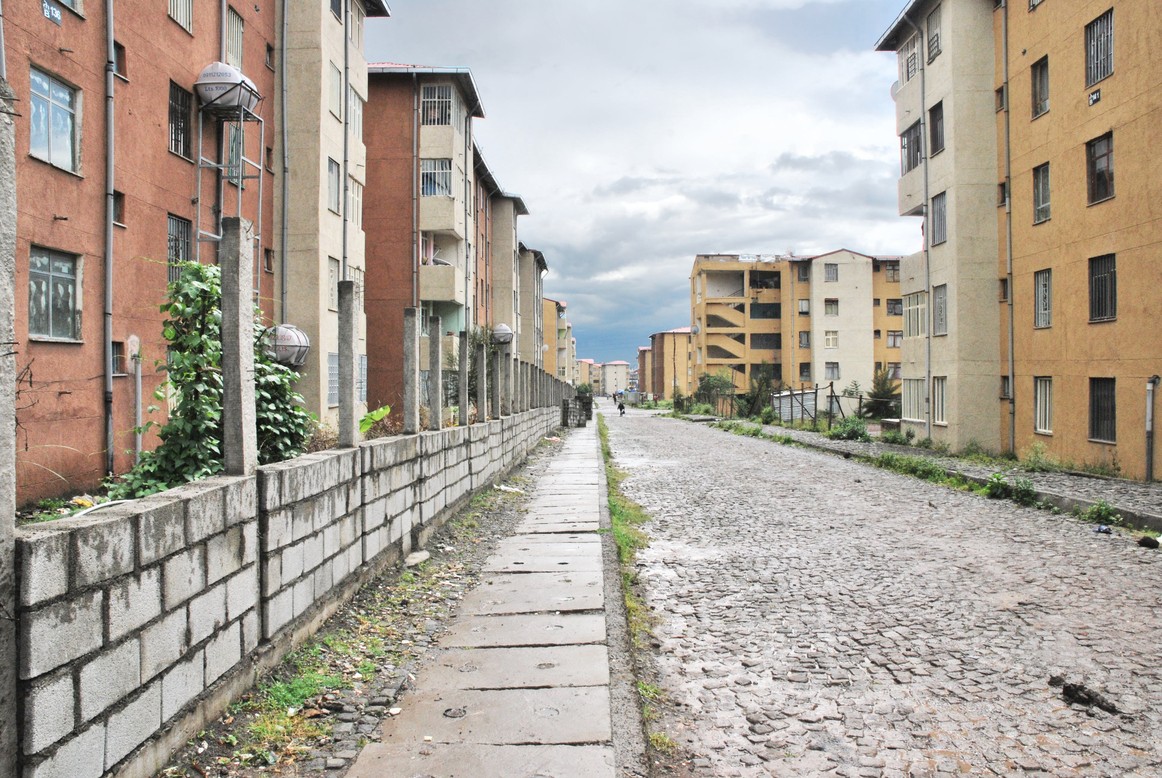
[
  {"xmin": 1009, "ymin": 475, "xmax": 1037, "ymax": 506},
  {"xmin": 880, "ymin": 429, "xmax": 908, "ymax": 445},
  {"xmin": 873, "ymin": 452, "xmax": 948, "ymax": 482},
  {"xmin": 860, "ymin": 368, "xmax": 901, "ymax": 419},
  {"xmin": 1021, "ymin": 442, "xmax": 1060, "ymax": 473},
  {"xmin": 1076, "ymin": 499, "xmax": 1122, "ymax": 526},
  {"xmin": 759, "ymin": 406, "xmax": 777, "ymax": 425},
  {"xmin": 827, "ymin": 417, "xmax": 871, "ymax": 442},
  {"xmin": 984, "ymin": 472, "xmax": 1010, "ymax": 499},
  {"xmin": 359, "ymin": 404, "xmax": 392, "ymax": 435},
  {"xmin": 689, "ymin": 402, "xmax": 715, "ymax": 415}
]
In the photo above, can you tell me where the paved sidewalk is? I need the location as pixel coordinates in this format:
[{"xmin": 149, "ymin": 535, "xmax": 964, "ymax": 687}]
[{"xmin": 348, "ymin": 425, "xmax": 617, "ymax": 777}]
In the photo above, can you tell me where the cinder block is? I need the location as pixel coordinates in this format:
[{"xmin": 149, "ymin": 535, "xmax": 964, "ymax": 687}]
[
  {"xmin": 79, "ymin": 638, "xmax": 141, "ymax": 721},
  {"xmin": 161, "ymin": 649, "xmax": 204, "ymax": 723},
  {"xmin": 107, "ymin": 568, "xmax": 162, "ymax": 643},
  {"xmin": 257, "ymin": 466, "xmax": 283, "ymax": 512},
  {"xmin": 321, "ymin": 488, "xmax": 345, "ymax": 531},
  {"xmin": 73, "ymin": 514, "xmax": 136, "ymax": 588},
  {"xmin": 20, "ymin": 590, "xmax": 104, "ymax": 679},
  {"xmin": 162, "ymin": 545, "xmax": 206, "ymax": 611},
  {"xmin": 242, "ymin": 610, "xmax": 260, "ymax": 654},
  {"xmin": 339, "ymin": 514, "xmax": 359, "ymax": 549},
  {"xmin": 104, "ymin": 682, "xmax": 161, "ymax": 770},
  {"xmin": 187, "ymin": 582, "xmax": 227, "ymax": 646},
  {"xmin": 23, "ymin": 669, "xmax": 75, "ymax": 754},
  {"xmin": 291, "ymin": 501, "xmax": 315, "ymax": 543},
  {"xmin": 262, "ymin": 555, "xmax": 281, "ymax": 597},
  {"xmin": 26, "ymin": 723, "xmax": 105, "ymax": 778},
  {"xmin": 135, "ymin": 494, "xmax": 185, "ymax": 566},
  {"xmin": 262, "ymin": 508, "xmax": 292, "ymax": 552},
  {"xmin": 331, "ymin": 545, "xmax": 350, "ymax": 582},
  {"xmin": 312, "ymin": 559, "xmax": 334, "ymax": 600},
  {"xmin": 386, "ymin": 487, "xmax": 410, "ymax": 522},
  {"xmin": 205, "ymin": 526, "xmax": 243, "ymax": 586},
  {"xmin": 181, "ymin": 479, "xmax": 228, "ymax": 545},
  {"xmin": 226, "ymin": 566, "xmax": 258, "ymax": 621},
  {"xmin": 362, "ymin": 530, "xmax": 381, "ymax": 563},
  {"xmin": 302, "ymin": 534, "xmax": 324, "ymax": 573},
  {"xmin": 140, "ymin": 608, "xmax": 187, "ymax": 682},
  {"xmin": 281, "ymin": 542, "xmax": 305, "ymax": 583},
  {"xmin": 204, "ymin": 620, "xmax": 241, "ymax": 685},
  {"xmin": 292, "ymin": 574, "xmax": 315, "ymax": 618},
  {"xmin": 362, "ymin": 497, "xmax": 386, "ymax": 533},
  {"xmin": 322, "ymin": 523, "xmax": 341, "ymax": 558},
  {"xmin": 241, "ymin": 520, "xmax": 258, "ymax": 566},
  {"xmin": 346, "ymin": 478, "xmax": 362, "ymax": 511},
  {"xmin": 263, "ymin": 588, "xmax": 293, "ymax": 638},
  {"xmin": 16, "ymin": 529, "xmax": 69, "ymax": 607},
  {"xmin": 225, "ymin": 476, "xmax": 258, "ymax": 526}
]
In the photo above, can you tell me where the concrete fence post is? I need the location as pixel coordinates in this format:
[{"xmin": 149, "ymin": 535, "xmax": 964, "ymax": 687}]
[
  {"xmin": 338, "ymin": 280, "xmax": 358, "ymax": 448},
  {"xmin": 475, "ymin": 339, "xmax": 488, "ymax": 421},
  {"xmin": 502, "ymin": 349, "xmax": 512, "ymax": 416},
  {"xmin": 1, "ymin": 77, "xmax": 20, "ymax": 778},
  {"xmin": 490, "ymin": 347, "xmax": 501, "ymax": 419},
  {"xmin": 428, "ymin": 316, "xmax": 442, "ymax": 430},
  {"xmin": 458, "ymin": 331, "xmax": 468, "ymax": 426},
  {"xmin": 403, "ymin": 308, "xmax": 420, "ymax": 434},
  {"xmin": 220, "ymin": 217, "xmax": 258, "ymax": 476}
]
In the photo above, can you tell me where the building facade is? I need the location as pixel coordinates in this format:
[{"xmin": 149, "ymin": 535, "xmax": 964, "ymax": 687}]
[
  {"xmin": 637, "ymin": 347, "xmax": 653, "ymax": 396},
  {"xmin": 649, "ymin": 328, "xmax": 694, "ymax": 400}
]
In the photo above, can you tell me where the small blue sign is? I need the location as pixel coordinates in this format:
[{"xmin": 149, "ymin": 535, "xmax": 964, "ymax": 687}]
[{"xmin": 42, "ymin": 0, "xmax": 63, "ymax": 26}]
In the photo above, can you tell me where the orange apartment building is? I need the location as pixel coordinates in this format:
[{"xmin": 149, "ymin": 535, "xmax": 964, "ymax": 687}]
[
  {"xmin": 649, "ymin": 327, "xmax": 693, "ymax": 400},
  {"xmin": 637, "ymin": 346, "xmax": 653, "ymax": 396},
  {"xmin": 9, "ymin": 0, "xmax": 279, "ymax": 504}
]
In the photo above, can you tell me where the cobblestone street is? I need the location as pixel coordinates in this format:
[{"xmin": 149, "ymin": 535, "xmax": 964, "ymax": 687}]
[{"xmin": 605, "ymin": 411, "xmax": 1162, "ymax": 777}]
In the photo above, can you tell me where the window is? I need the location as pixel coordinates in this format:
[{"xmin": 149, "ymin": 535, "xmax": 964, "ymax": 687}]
[
  {"xmin": 751, "ymin": 333, "xmax": 781, "ymax": 350},
  {"xmin": 874, "ymin": 329, "xmax": 881, "ymax": 339},
  {"xmin": 797, "ymin": 264, "xmax": 809, "ymax": 282},
  {"xmin": 1088, "ymin": 254, "xmax": 1116, "ymax": 321},
  {"xmin": 327, "ymin": 353, "xmax": 340, "ymax": 406},
  {"xmin": 358, "ymin": 355, "xmax": 368, "ymax": 403},
  {"xmin": 1086, "ymin": 133, "xmax": 1114, "ymax": 204},
  {"xmin": 348, "ymin": 178, "xmax": 363, "ymax": 228},
  {"xmin": 264, "ymin": 248, "xmax": 275, "ymax": 273},
  {"xmin": 927, "ymin": 5, "xmax": 942, "ymax": 61},
  {"xmin": 750, "ymin": 303, "xmax": 780, "ymax": 319},
  {"xmin": 888, "ymin": 362, "xmax": 902, "ymax": 380},
  {"xmin": 226, "ymin": 7, "xmax": 244, "ymax": 69},
  {"xmin": 330, "ymin": 0, "xmax": 342, "ymax": 20},
  {"xmin": 1032, "ymin": 163, "xmax": 1051, "ymax": 223},
  {"xmin": 111, "ymin": 341, "xmax": 128, "ymax": 375},
  {"xmin": 421, "ymin": 158, "xmax": 452, "ymax": 197},
  {"xmin": 824, "ymin": 330, "xmax": 838, "ymax": 348},
  {"xmin": 999, "ymin": 278, "xmax": 1010, "ymax": 301},
  {"xmin": 885, "ymin": 262, "xmax": 900, "ymax": 282},
  {"xmin": 799, "ymin": 363, "xmax": 811, "ymax": 382},
  {"xmin": 931, "ymin": 192, "xmax": 947, "ymax": 245},
  {"xmin": 887, "ymin": 298, "xmax": 904, "ymax": 316},
  {"xmin": 825, "ymin": 362, "xmax": 840, "ymax": 381},
  {"xmin": 348, "ymin": 87, "xmax": 364, "ymax": 141},
  {"xmin": 1001, "ymin": 375, "xmax": 1012, "ymax": 399},
  {"xmin": 932, "ymin": 377, "xmax": 946, "ymax": 424},
  {"xmin": 28, "ymin": 247, "xmax": 80, "ymax": 340},
  {"xmin": 329, "ymin": 63, "xmax": 343, "ymax": 119},
  {"xmin": 167, "ymin": 214, "xmax": 191, "ymax": 284},
  {"xmin": 1089, "ymin": 378, "xmax": 1116, "ymax": 442},
  {"xmin": 1034, "ymin": 269, "xmax": 1052, "ymax": 328},
  {"xmin": 349, "ymin": 0, "xmax": 365, "ymax": 49},
  {"xmin": 265, "ymin": 146, "xmax": 274, "ymax": 172},
  {"xmin": 995, "ymin": 86, "xmax": 1006, "ymax": 112},
  {"xmin": 265, "ymin": 44, "xmax": 274, "ymax": 70},
  {"xmin": 327, "ymin": 158, "xmax": 341, "ymax": 213},
  {"xmin": 1034, "ymin": 377, "xmax": 1052, "ymax": 434},
  {"xmin": 902, "ymin": 378, "xmax": 925, "ymax": 421},
  {"xmin": 225, "ymin": 124, "xmax": 243, "ymax": 184},
  {"xmin": 932, "ymin": 284, "xmax": 948, "ymax": 335},
  {"xmin": 899, "ymin": 34, "xmax": 920, "ymax": 84},
  {"xmin": 328, "ymin": 257, "xmax": 340, "ymax": 310},
  {"xmin": 112, "ymin": 191, "xmax": 125, "ymax": 225},
  {"xmin": 799, "ymin": 331, "xmax": 810, "ymax": 349},
  {"xmin": 824, "ymin": 263, "xmax": 838, "ymax": 282},
  {"xmin": 901, "ymin": 121, "xmax": 923, "ymax": 175},
  {"xmin": 903, "ymin": 293, "xmax": 925, "ymax": 335},
  {"xmin": 824, "ymin": 299, "xmax": 838, "ymax": 316},
  {"xmin": 30, "ymin": 68, "xmax": 78, "ymax": 172},
  {"xmin": 1029, "ymin": 0, "xmax": 1044, "ymax": 8},
  {"xmin": 924, "ymin": 103, "xmax": 945, "ymax": 158},
  {"xmin": 1085, "ymin": 10, "xmax": 1114, "ymax": 87},
  {"xmin": 113, "ymin": 42, "xmax": 127, "ymax": 78},
  {"xmin": 798, "ymin": 299, "xmax": 809, "ymax": 315},
  {"xmin": 169, "ymin": 0, "xmax": 193, "ymax": 31},
  {"xmin": 168, "ymin": 82, "xmax": 193, "ymax": 159},
  {"xmin": 997, "ymin": 181, "xmax": 1009, "ymax": 207},
  {"xmin": 1031, "ymin": 56, "xmax": 1049, "ymax": 117},
  {"xmin": 873, "ymin": 298, "xmax": 881, "ymax": 307},
  {"xmin": 422, "ymin": 85, "xmax": 453, "ymax": 126},
  {"xmin": 887, "ymin": 330, "xmax": 903, "ymax": 348}
]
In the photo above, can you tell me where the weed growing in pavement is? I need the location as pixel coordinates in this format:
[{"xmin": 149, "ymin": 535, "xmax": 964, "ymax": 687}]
[
  {"xmin": 1076, "ymin": 500, "xmax": 1123, "ymax": 526},
  {"xmin": 827, "ymin": 417, "xmax": 871, "ymax": 442},
  {"xmin": 649, "ymin": 732, "xmax": 680, "ymax": 754},
  {"xmin": 636, "ymin": 681, "xmax": 664, "ymax": 703},
  {"xmin": 712, "ymin": 420, "xmax": 801, "ymax": 448},
  {"xmin": 1010, "ymin": 476, "xmax": 1037, "ymax": 506},
  {"xmin": 984, "ymin": 472, "xmax": 1011, "ymax": 499},
  {"xmin": 873, "ymin": 452, "xmax": 949, "ymax": 482},
  {"xmin": 1020, "ymin": 442, "xmax": 1061, "ymax": 473},
  {"xmin": 880, "ymin": 429, "xmax": 909, "ymax": 445}
]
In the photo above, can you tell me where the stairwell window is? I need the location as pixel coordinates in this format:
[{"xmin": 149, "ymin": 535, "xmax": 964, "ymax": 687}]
[
  {"xmin": 887, "ymin": 298, "xmax": 904, "ymax": 317},
  {"xmin": 168, "ymin": 82, "xmax": 193, "ymax": 159},
  {"xmin": 824, "ymin": 299, "xmax": 839, "ymax": 316},
  {"xmin": 30, "ymin": 68, "xmax": 78, "ymax": 172},
  {"xmin": 797, "ymin": 263, "xmax": 810, "ymax": 282},
  {"xmin": 932, "ymin": 284, "xmax": 948, "ymax": 336},
  {"xmin": 932, "ymin": 377, "xmax": 946, "ymax": 424},
  {"xmin": 327, "ymin": 158, "xmax": 341, "ymax": 213},
  {"xmin": 28, "ymin": 247, "xmax": 81, "ymax": 340},
  {"xmin": 799, "ymin": 363, "xmax": 811, "ymax": 382},
  {"xmin": 422, "ymin": 85, "xmax": 453, "ymax": 126},
  {"xmin": 421, "ymin": 158, "xmax": 453, "ymax": 197},
  {"xmin": 226, "ymin": 7, "xmax": 244, "ymax": 69},
  {"xmin": 799, "ymin": 331, "xmax": 810, "ymax": 349},
  {"xmin": 798, "ymin": 299, "xmax": 809, "ymax": 315},
  {"xmin": 927, "ymin": 5, "xmax": 942, "ymax": 61},
  {"xmin": 929, "ymin": 102, "xmax": 945, "ymax": 155},
  {"xmin": 1031, "ymin": 56, "xmax": 1049, "ymax": 117},
  {"xmin": 1033, "ymin": 163, "xmax": 1051, "ymax": 223},
  {"xmin": 348, "ymin": 178, "xmax": 363, "ymax": 228},
  {"xmin": 1089, "ymin": 378, "xmax": 1116, "ymax": 442},
  {"xmin": 1086, "ymin": 132, "xmax": 1114, "ymax": 204},
  {"xmin": 1034, "ymin": 377, "xmax": 1053, "ymax": 434},
  {"xmin": 901, "ymin": 121, "xmax": 923, "ymax": 175},
  {"xmin": 1088, "ymin": 254, "xmax": 1116, "ymax": 322},
  {"xmin": 329, "ymin": 63, "xmax": 343, "ymax": 120},
  {"xmin": 1034, "ymin": 269, "xmax": 1052, "ymax": 328},
  {"xmin": 887, "ymin": 330, "xmax": 903, "ymax": 348},
  {"xmin": 899, "ymin": 34, "xmax": 920, "ymax": 84},
  {"xmin": 348, "ymin": 87, "xmax": 364, "ymax": 140},
  {"xmin": 1085, "ymin": 10, "xmax": 1114, "ymax": 87},
  {"xmin": 931, "ymin": 192, "xmax": 947, "ymax": 245}
]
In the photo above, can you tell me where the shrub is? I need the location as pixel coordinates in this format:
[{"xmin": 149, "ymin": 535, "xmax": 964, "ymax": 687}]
[
  {"xmin": 1021, "ymin": 442, "xmax": 1059, "ymax": 473},
  {"xmin": 1009, "ymin": 476, "xmax": 1037, "ymax": 506},
  {"xmin": 984, "ymin": 472, "xmax": 1010, "ymax": 499},
  {"xmin": 827, "ymin": 417, "xmax": 871, "ymax": 442},
  {"xmin": 874, "ymin": 452, "xmax": 948, "ymax": 481},
  {"xmin": 880, "ymin": 429, "xmax": 908, "ymax": 445},
  {"xmin": 1077, "ymin": 499, "xmax": 1122, "ymax": 526},
  {"xmin": 759, "ymin": 406, "xmax": 777, "ymax": 425}
]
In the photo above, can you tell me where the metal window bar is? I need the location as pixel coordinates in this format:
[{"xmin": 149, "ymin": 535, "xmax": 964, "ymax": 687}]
[
  {"xmin": 1085, "ymin": 11, "xmax": 1113, "ymax": 87},
  {"xmin": 421, "ymin": 159, "xmax": 453, "ymax": 196},
  {"xmin": 933, "ymin": 285, "xmax": 947, "ymax": 335},
  {"xmin": 1089, "ymin": 378, "xmax": 1116, "ymax": 442},
  {"xmin": 421, "ymin": 85, "xmax": 453, "ymax": 126},
  {"xmin": 901, "ymin": 121, "xmax": 923, "ymax": 175},
  {"xmin": 931, "ymin": 193, "xmax": 947, "ymax": 244},
  {"xmin": 169, "ymin": 0, "xmax": 193, "ymax": 31},
  {"xmin": 1033, "ymin": 164, "xmax": 1051, "ymax": 223},
  {"xmin": 167, "ymin": 215, "xmax": 191, "ymax": 284},
  {"xmin": 1034, "ymin": 270, "xmax": 1051, "ymax": 328},
  {"xmin": 226, "ymin": 8, "xmax": 244, "ymax": 68},
  {"xmin": 1089, "ymin": 254, "xmax": 1116, "ymax": 321}
]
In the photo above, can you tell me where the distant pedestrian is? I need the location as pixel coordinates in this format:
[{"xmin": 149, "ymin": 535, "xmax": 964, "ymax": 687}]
[{"xmin": 618, "ymin": 402, "xmax": 625, "ymax": 416}]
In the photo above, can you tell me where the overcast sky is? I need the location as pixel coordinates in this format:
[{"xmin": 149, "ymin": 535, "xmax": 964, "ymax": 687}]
[{"xmin": 366, "ymin": 0, "xmax": 920, "ymax": 365}]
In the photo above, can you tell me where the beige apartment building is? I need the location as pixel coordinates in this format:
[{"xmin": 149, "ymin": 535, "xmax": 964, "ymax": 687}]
[
  {"xmin": 877, "ymin": 0, "xmax": 1002, "ymax": 452},
  {"xmin": 690, "ymin": 253, "xmax": 898, "ymax": 395},
  {"xmin": 879, "ymin": 0, "xmax": 1161, "ymax": 480},
  {"xmin": 638, "ymin": 347, "xmax": 654, "ymax": 396},
  {"xmin": 602, "ymin": 362, "xmax": 632, "ymax": 396},
  {"xmin": 649, "ymin": 328, "xmax": 694, "ymax": 400}
]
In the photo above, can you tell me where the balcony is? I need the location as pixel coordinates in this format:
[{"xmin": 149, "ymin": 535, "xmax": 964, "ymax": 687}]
[{"xmin": 419, "ymin": 263, "xmax": 465, "ymax": 305}]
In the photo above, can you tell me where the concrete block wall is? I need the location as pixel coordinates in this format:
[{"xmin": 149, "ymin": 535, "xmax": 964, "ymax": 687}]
[{"xmin": 13, "ymin": 408, "xmax": 559, "ymax": 778}]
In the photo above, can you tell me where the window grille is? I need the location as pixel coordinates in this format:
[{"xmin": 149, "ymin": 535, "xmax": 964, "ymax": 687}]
[
  {"xmin": 1089, "ymin": 378, "xmax": 1116, "ymax": 442},
  {"xmin": 358, "ymin": 355, "xmax": 368, "ymax": 403},
  {"xmin": 421, "ymin": 158, "xmax": 453, "ymax": 196},
  {"xmin": 899, "ymin": 34, "xmax": 919, "ymax": 84},
  {"xmin": 226, "ymin": 8, "xmax": 244, "ymax": 68},
  {"xmin": 1088, "ymin": 254, "xmax": 1116, "ymax": 321},
  {"xmin": 931, "ymin": 192, "xmax": 947, "ymax": 245},
  {"xmin": 1086, "ymin": 133, "xmax": 1114, "ymax": 204},
  {"xmin": 169, "ymin": 0, "xmax": 193, "ymax": 31},
  {"xmin": 824, "ymin": 263, "xmax": 838, "ymax": 282},
  {"xmin": 167, "ymin": 214, "xmax": 191, "ymax": 284},
  {"xmin": 1033, "ymin": 164, "xmax": 1051, "ymax": 223},
  {"xmin": 901, "ymin": 121, "xmax": 923, "ymax": 175},
  {"xmin": 1034, "ymin": 377, "xmax": 1052, "ymax": 433},
  {"xmin": 421, "ymin": 85, "xmax": 453, "ymax": 126},
  {"xmin": 168, "ymin": 82, "xmax": 192, "ymax": 158},
  {"xmin": 1085, "ymin": 10, "xmax": 1113, "ymax": 87},
  {"xmin": 1034, "ymin": 269, "xmax": 1051, "ymax": 328},
  {"xmin": 927, "ymin": 5, "xmax": 942, "ymax": 61},
  {"xmin": 932, "ymin": 284, "xmax": 948, "ymax": 335}
]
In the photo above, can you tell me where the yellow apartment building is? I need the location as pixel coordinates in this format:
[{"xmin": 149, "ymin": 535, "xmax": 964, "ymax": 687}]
[
  {"xmin": 872, "ymin": 257, "xmax": 906, "ymax": 384},
  {"xmin": 649, "ymin": 328, "xmax": 694, "ymax": 400},
  {"xmin": 638, "ymin": 347, "xmax": 654, "ymax": 396}
]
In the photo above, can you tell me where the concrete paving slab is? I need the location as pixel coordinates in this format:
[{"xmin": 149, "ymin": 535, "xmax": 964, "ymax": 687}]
[
  {"xmin": 514, "ymin": 521, "xmax": 600, "ymax": 534},
  {"xmin": 422, "ymin": 645, "xmax": 610, "ymax": 689},
  {"xmin": 492, "ymin": 539, "xmax": 603, "ymax": 557},
  {"xmin": 522, "ymin": 507, "xmax": 600, "ymax": 519},
  {"xmin": 348, "ymin": 743, "xmax": 616, "ymax": 778},
  {"xmin": 441, "ymin": 613, "xmax": 606, "ymax": 648},
  {"xmin": 373, "ymin": 686, "xmax": 611, "ymax": 745},
  {"xmin": 496, "ymin": 532, "xmax": 600, "ymax": 544},
  {"xmin": 458, "ymin": 572, "xmax": 604, "ymax": 615},
  {"xmin": 483, "ymin": 553, "xmax": 603, "ymax": 574}
]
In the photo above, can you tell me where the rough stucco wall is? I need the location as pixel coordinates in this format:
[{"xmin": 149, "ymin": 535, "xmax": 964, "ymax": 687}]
[{"xmin": 1, "ymin": 77, "xmax": 21, "ymax": 778}]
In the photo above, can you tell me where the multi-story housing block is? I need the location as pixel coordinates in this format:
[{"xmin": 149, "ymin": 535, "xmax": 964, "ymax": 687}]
[
  {"xmin": 649, "ymin": 328, "xmax": 694, "ymax": 400},
  {"xmin": 279, "ymin": 0, "xmax": 389, "ymax": 424},
  {"xmin": 872, "ymin": 256, "xmax": 906, "ymax": 382},
  {"xmin": 877, "ymin": 0, "xmax": 1002, "ymax": 451},
  {"xmin": 578, "ymin": 358, "xmax": 596, "ymax": 390},
  {"xmin": 517, "ymin": 245, "xmax": 547, "ymax": 366},
  {"xmin": 602, "ymin": 362, "xmax": 631, "ymax": 397},
  {"xmin": 9, "ymin": 0, "xmax": 281, "ymax": 503},
  {"xmin": 638, "ymin": 347, "xmax": 654, "ymax": 396},
  {"xmin": 542, "ymin": 298, "xmax": 562, "ymax": 378}
]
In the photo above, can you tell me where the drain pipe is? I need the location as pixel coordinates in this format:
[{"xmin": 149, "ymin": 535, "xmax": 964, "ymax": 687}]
[
  {"xmin": 103, "ymin": 0, "xmax": 116, "ymax": 476},
  {"xmin": 279, "ymin": 0, "xmax": 289, "ymax": 320},
  {"xmin": 411, "ymin": 74, "xmax": 419, "ymax": 307},
  {"xmin": 1002, "ymin": 0, "xmax": 1016, "ymax": 455},
  {"xmin": 1147, "ymin": 375, "xmax": 1160, "ymax": 482},
  {"xmin": 341, "ymin": 2, "xmax": 349, "ymax": 280},
  {"xmin": 0, "ymin": 0, "xmax": 7, "ymax": 80}
]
